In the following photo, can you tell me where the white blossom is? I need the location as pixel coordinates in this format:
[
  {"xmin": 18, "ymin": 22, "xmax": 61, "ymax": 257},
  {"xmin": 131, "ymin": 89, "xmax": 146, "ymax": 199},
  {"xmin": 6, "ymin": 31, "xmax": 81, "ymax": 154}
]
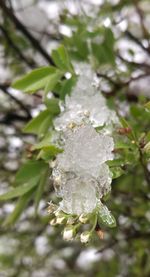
[
  {"xmin": 80, "ymin": 231, "xmax": 91, "ymax": 243},
  {"xmin": 63, "ymin": 227, "xmax": 74, "ymax": 241},
  {"xmin": 79, "ymin": 213, "xmax": 89, "ymax": 224}
]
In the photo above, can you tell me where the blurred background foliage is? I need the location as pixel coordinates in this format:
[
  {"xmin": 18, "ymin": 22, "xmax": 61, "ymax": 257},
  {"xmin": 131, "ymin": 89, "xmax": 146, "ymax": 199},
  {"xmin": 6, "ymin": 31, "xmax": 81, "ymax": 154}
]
[{"xmin": 0, "ymin": 0, "xmax": 150, "ymax": 276}]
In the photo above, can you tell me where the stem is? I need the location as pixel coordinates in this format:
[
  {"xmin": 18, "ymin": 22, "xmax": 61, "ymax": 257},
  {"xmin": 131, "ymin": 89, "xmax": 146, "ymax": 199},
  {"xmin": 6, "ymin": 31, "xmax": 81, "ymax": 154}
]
[
  {"xmin": 139, "ymin": 148, "xmax": 150, "ymax": 186},
  {"xmin": 0, "ymin": 0, "xmax": 54, "ymax": 65}
]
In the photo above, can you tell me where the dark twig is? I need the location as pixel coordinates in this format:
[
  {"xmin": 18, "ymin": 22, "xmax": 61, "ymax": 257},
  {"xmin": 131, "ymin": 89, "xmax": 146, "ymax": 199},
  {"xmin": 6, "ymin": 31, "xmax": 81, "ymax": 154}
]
[
  {"xmin": 0, "ymin": 84, "xmax": 31, "ymax": 119},
  {"xmin": 139, "ymin": 148, "xmax": 150, "ymax": 186},
  {"xmin": 0, "ymin": 0, "xmax": 54, "ymax": 65},
  {"xmin": 0, "ymin": 25, "xmax": 36, "ymax": 69},
  {"xmin": 125, "ymin": 30, "xmax": 150, "ymax": 55},
  {"xmin": 133, "ymin": 0, "xmax": 150, "ymax": 48},
  {"xmin": 117, "ymin": 54, "xmax": 150, "ymax": 72},
  {"xmin": 97, "ymin": 71, "xmax": 150, "ymax": 98}
]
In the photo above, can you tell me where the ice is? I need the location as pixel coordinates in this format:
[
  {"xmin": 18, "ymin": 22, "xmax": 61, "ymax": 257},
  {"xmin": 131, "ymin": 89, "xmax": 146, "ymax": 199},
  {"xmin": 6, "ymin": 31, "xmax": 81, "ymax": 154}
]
[
  {"xmin": 51, "ymin": 164, "xmax": 112, "ymax": 215},
  {"xmin": 51, "ymin": 64, "xmax": 117, "ymax": 216},
  {"xmin": 59, "ymin": 175, "xmax": 97, "ymax": 215},
  {"xmin": 98, "ymin": 202, "xmax": 116, "ymax": 226},
  {"xmin": 51, "ymin": 167, "xmax": 75, "ymax": 197},
  {"xmin": 54, "ymin": 74, "xmax": 118, "ymax": 131},
  {"xmin": 97, "ymin": 163, "xmax": 112, "ymax": 198},
  {"xmin": 51, "ymin": 125, "xmax": 113, "ymax": 215},
  {"xmin": 56, "ymin": 125, "xmax": 114, "ymax": 178}
]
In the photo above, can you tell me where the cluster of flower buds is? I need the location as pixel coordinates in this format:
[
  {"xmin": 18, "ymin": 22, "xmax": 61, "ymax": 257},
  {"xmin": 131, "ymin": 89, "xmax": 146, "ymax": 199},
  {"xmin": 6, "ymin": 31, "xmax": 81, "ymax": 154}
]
[{"xmin": 48, "ymin": 200, "xmax": 116, "ymax": 243}]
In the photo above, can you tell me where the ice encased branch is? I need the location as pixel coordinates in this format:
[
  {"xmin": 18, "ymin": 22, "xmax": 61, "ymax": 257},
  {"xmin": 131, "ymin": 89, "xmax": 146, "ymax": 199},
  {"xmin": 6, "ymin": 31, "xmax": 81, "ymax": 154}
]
[
  {"xmin": 51, "ymin": 64, "xmax": 118, "ymax": 215},
  {"xmin": 57, "ymin": 125, "xmax": 114, "ymax": 177},
  {"xmin": 54, "ymin": 74, "xmax": 118, "ymax": 131},
  {"xmin": 52, "ymin": 126, "xmax": 113, "ymax": 215}
]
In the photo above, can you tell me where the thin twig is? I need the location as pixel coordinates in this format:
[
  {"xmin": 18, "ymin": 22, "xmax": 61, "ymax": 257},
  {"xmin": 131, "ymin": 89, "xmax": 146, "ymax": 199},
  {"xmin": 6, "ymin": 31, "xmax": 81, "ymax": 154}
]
[
  {"xmin": 139, "ymin": 147, "xmax": 150, "ymax": 186},
  {"xmin": 0, "ymin": 25, "xmax": 36, "ymax": 69},
  {"xmin": 0, "ymin": 84, "xmax": 31, "ymax": 119},
  {"xmin": 0, "ymin": 0, "xmax": 54, "ymax": 65},
  {"xmin": 125, "ymin": 30, "xmax": 150, "ymax": 55}
]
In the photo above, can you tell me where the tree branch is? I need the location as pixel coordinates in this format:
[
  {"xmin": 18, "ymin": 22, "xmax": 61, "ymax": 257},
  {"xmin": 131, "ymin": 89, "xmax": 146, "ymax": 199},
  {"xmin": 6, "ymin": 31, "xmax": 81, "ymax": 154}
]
[
  {"xmin": 0, "ymin": 0, "xmax": 54, "ymax": 65},
  {"xmin": 0, "ymin": 84, "xmax": 31, "ymax": 120},
  {"xmin": 0, "ymin": 25, "xmax": 36, "ymax": 69},
  {"xmin": 125, "ymin": 30, "xmax": 150, "ymax": 55}
]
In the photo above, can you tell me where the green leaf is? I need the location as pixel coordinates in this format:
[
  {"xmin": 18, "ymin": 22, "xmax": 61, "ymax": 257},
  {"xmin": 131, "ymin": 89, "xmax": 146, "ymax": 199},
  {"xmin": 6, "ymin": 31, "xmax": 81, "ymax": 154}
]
[
  {"xmin": 23, "ymin": 109, "xmax": 52, "ymax": 135},
  {"xmin": 91, "ymin": 28, "xmax": 115, "ymax": 65},
  {"xmin": 0, "ymin": 176, "xmax": 38, "ymax": 201},
  {"xmin": 144, "ymin": 101, "xmax": 150, "ymax": 110},
  {"xmin": 107, "ymin": 159, "xmax": 125, "ymax": 167},
  {"xmin": 115, "ymin": 141, "xmax": 132, "ymax": 149},
  {"xmin": 44, "ymin": 71, "xmax": 63, "ymax": 94},
  {"xmin": 37, "ymin": 145, "xmax": 63, "ymax": 160},
  {"xmin": 110, "ymin": 166, "xmax": 125, "ymax": 179},
  {"xmin": 34, "ymin": 167, "xmax": 48, "ymax": 212},
  {"xmin": 98, "ymin": 204, "xmax": 116, "ymax": 228},
  {"xmin": 59, "ymin": 76, "xmax": 77, "ymax": 100},
  {"xmin": 3, "ymin": 189, "xmax": 34, "ymax": 226},
  {"xmin": 12, "ymin": 66, "xmax": 57, "ymax": 93},
  {"xmin": 52, "ymin": 45, "xmax": 74, "ymax": 73},
  {"xmin": 119, "ymin": 117, "xmax": 136, "ymax": 141},
  {"xmin": 33, "ymin": 133, "xmax": 52, "ymax": 150},
  {"xmin": 45, "ymin": 98, "xmax": 60, "ymax": 115},
  {"xmin": 15, "ymin": 160, "xmax": 47, "ymax": 185}
]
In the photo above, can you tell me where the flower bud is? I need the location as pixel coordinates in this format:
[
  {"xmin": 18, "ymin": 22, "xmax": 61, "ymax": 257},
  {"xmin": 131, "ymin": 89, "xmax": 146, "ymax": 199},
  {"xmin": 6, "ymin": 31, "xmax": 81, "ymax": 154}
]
[
  {"xmin": 144, "ymin": 142, "xmax": 150, "ymax": 154},
  {"xmin": 47, "ymin": 202, "xmax": 57, "ymax": 214},
  {"xmin": 80, "ymin": 231, "xmax": 91, "ymax": 243},
  {"xmin": 79, "ymin": 213, "xmax": 89, "ymax": 224},
  {"xmin": 49, "ymin": 160, "xmax": 56, "ymax": 168},
  {"xmin": 63, "ymin": 226, "xmax": 74, "ymax": 241},
  {"xmin": 56, "ymin": 215, "xmax": 66, "ymax": 224},
  {"xmin": 67, "ymin": 217, "xmax": 76, "ymax": 225},
  {"xmin": 54, "ymin": 209, "xmax": 65, "ymax": 217},
  {"xmin": 50, "ymin": 218, "xmax": 57, "ymax": 226}
]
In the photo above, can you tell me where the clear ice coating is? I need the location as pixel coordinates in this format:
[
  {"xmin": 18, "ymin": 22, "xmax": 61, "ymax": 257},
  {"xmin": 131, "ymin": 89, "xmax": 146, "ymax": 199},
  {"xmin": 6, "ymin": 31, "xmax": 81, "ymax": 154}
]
[
  {"xmin": 51, "ymin": 125, "xmax": 113, "ymax": 215},
  {"xmin": 50, "ymin": 64, "xmax": 118, "ymax": 215},
  {"xmin": 57, "ymin": 125, "xmax": 114, "ymax": 178},
  {"xmin": 59, "ymin": 175, "xmax": 97, "ymax": 215},
  {"xmin": 97, "ymin": 163, "xmax": 112, "ymax": 198},
  {"xmin": 54, "ymin": 74, "xmax": 119, "ymax": 131},
  {"xmin": 98, "ymin": 202, "xmax": 116, "ymax": 226}
]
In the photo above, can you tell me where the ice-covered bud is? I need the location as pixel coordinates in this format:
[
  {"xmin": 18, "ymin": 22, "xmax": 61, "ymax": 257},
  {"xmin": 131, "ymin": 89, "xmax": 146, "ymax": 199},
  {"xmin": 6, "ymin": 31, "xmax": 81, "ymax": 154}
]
[
  {"xmin": 63, "ymin": 226, "xmax": 75, "ymax": 241},
  {"xmin": 50, "ymin": 218, "xmax": 57, "ymax": 226},
  {"xmin": 79, "ymin": 213, "xmax": 89, "ymax": 224},
  {"xmin": 56, "ymin": 215, "xmax": 66, "ymax": 225},
  {"xmin": 54, "ymin": 209, "xmax": 64, "ymax": 217},
  {"xmin": 144, "ymin": 142, "xmax": 150, "ymax": 154},
  {"xmin": 67, "ymin": 217, "xmax": 76, "ymax": 225},
  {"xmin": 49, "ymin": 160, "xmax": 57, "ymax": 169},
  {"xmin": 80, "ymin": 231, "xmax": 91, "ymax": 243},
  {"xmin": 47, "ymin": 202, "xmax": 58, "ymax": 214}
]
